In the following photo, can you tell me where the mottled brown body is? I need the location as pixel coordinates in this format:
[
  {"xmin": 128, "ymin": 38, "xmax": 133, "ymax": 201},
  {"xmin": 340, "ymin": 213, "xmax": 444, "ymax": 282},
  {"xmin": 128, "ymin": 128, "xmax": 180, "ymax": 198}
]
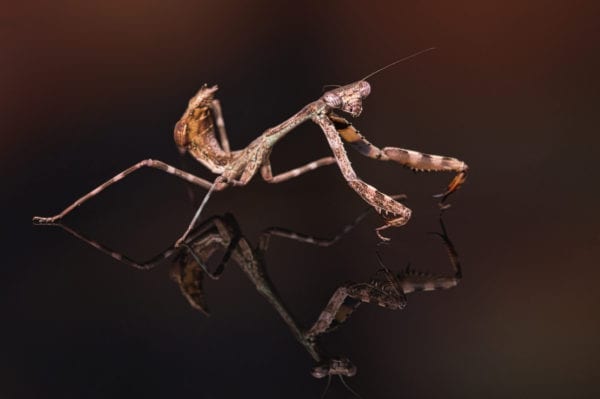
[
  {"xmin": 170, "ymin": 80, "xmax": 468, "ymax": 242},
  {"xmin": 34, "ymin": 72, "xmax": 468, "ymax": 244},
  {"xmin": 174, "ymin": 85, "xmax": 233, "ymax": 173}
]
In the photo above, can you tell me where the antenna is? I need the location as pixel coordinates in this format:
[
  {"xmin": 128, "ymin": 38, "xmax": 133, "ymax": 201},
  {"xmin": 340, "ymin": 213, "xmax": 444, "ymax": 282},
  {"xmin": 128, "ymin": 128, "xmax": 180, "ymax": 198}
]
[{"xmin": 362, "ymin": 47, "xmax": 437, "ymax": 81}]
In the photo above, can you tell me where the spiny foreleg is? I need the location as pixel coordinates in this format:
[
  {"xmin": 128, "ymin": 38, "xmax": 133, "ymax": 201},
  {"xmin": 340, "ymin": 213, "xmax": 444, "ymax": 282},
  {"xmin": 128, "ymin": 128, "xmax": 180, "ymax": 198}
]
[
  {"xmin": 313, "ymin": 113, "xmax": 411, "ymax": 240},
  {"xmin": 330, "ymin": 113, "xmax": 468, "ymax": 204}
]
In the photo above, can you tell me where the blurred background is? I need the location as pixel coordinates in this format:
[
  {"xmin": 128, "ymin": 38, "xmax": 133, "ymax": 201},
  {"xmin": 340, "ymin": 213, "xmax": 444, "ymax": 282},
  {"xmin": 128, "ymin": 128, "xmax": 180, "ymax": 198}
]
[{"xmin": 2, "ymin": 1, "xmax": 599, "ymax": 398}]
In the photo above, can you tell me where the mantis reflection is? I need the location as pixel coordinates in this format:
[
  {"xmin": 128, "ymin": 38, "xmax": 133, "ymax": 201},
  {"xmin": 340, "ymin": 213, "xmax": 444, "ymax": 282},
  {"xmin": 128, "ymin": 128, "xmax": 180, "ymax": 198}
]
[{"xmin": 44, "ymin": 210, "xmax": 461, "ymax": 391}]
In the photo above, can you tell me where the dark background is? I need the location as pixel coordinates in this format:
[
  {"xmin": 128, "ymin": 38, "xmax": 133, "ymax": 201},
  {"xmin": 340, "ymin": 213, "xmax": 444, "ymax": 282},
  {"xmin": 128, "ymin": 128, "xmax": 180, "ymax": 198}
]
[{"xmin": 2, "ymin": 1, "xmax": 599, "ymax": 398}]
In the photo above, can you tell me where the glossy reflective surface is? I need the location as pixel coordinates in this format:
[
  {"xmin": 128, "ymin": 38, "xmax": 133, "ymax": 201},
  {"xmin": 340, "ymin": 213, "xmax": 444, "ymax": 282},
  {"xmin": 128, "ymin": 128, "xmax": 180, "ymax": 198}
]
[{"xmin": 4, "ymin": 2, "xmax": 600, "ymax": 398}]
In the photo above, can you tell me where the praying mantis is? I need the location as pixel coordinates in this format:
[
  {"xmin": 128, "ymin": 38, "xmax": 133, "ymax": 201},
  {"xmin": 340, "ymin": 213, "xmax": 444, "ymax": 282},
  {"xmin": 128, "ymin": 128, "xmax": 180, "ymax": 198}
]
[{"xmin": 33, "ymin": 49, "xmax": 468, "ymax": 244}]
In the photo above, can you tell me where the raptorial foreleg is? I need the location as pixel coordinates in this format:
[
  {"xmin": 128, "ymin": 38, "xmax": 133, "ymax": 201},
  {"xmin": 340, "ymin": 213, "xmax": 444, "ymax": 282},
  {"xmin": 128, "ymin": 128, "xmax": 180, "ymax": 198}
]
[
  {"xmin": 330, "ymin": 113, "xmax": 468, "ymax": 203},
  {"xmin": 313, "ymin": 114, "xmax": 411, "ymax": 240}
]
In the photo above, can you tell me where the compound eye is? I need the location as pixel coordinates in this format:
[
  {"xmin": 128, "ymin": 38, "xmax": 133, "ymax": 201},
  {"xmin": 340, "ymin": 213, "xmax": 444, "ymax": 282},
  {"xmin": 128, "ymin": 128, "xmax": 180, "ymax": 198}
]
[
  {"xmin": 358, "ymin": 81, "xmax": 371, "ymax": 97},
  {"xmin": 323, "ymin": 92, "xmax": 342, "ymax": 108}
]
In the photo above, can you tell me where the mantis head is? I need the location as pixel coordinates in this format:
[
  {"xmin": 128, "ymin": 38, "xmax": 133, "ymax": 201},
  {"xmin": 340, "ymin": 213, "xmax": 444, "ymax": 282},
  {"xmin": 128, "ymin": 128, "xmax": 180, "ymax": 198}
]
[
  {"xmin": 322, "ymin": 81, "xmax": 371, "ymax": 117},
  {"xmin": 311, "ymin": 357, "xmax": 357, "ymax": 378}
]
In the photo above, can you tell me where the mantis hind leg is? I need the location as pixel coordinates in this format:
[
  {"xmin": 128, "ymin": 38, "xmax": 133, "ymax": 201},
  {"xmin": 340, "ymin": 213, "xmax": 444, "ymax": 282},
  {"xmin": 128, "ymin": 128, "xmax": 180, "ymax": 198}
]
[
  {"xmin": 259, "ymin": 156, "xmax": 336, "ymax": 184},
  {"xmin": 32, "ymin": 159, "xmax": 216, "ymax": 224}
]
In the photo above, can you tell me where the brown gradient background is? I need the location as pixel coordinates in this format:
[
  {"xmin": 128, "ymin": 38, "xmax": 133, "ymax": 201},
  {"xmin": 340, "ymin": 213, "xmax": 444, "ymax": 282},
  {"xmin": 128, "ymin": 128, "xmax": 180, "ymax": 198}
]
[{"xmin": 2, "ymin": 1, "xmax": 599, "ymax": 398}]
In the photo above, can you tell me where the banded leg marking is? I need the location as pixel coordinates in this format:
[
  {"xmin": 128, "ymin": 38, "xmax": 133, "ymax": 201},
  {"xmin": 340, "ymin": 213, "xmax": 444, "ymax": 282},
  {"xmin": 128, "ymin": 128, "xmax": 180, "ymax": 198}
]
[
  {"xmin": 330, "ymin": 113, "xmax": 468, "ymax": 201},
  {"xmin": 260, "ymin": 156, "xmax": 336, "ymax": 184},
  {"xmin": 306, "ymin": 279, "xmax": 407, "ymax": 338},
  {"xmin": 32, "ymin": 159, "xmax": 215, "ymax": 224},
  {"xmin": 306, "ymin": 286, "xmax": 352, "ymax": 337},
  {"xmin": 314, "ymin": 114, "xmax": 411, "ymax": 240},
  {"xmin": 175, "ymin": 176, "xmax": 227, "ymax": 247},
  {"xmin": 257, "ymin": 204, "xmax": 378, "ymax": 251},
  {"xmin": 51, "ymin": 222, "xmax": 178, "ymax": 270}
]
